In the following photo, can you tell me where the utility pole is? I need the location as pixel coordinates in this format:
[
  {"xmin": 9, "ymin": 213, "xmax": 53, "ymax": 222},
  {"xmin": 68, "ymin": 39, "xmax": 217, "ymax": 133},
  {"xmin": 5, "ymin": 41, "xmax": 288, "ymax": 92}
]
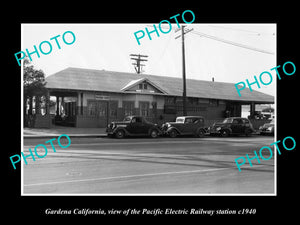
[
  {"xmin": 181, "ymin": 26, "xmax": 187, "ymax": 116},
  {"xmin": 130, "ymin": 54, "xmax": 148, "ymax": 74},
  {"xmin": 175, "ymin": 26, "xmax": 193, "ymax": 116}
]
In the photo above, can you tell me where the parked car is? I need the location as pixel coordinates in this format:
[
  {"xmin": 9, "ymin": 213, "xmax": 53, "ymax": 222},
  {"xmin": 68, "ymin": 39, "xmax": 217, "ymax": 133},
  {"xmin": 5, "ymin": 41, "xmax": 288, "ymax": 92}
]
[
  {"xmin": 161, "ymin": 116, "xmax": 206, "ymax": 138},
  {"xmin": 106, "ymin": 115, "xmax": 161, "ymax": 138},
  {"xmin": 209, "ymin": 117, "xmax": 254, "ymax": 137},
  {"xmin": 259, "ymin": 118, "xmax": 274, "ymax": 135}
]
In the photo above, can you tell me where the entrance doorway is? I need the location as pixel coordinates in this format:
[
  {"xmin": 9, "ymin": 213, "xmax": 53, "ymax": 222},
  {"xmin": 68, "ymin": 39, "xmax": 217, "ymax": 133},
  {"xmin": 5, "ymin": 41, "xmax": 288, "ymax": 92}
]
[
  {"xmin": 49, "ymin": 92, "xmax": 78, "ymax": 127},
  {"xmin": 97, "ymin": 101, "xmax": 109, "ymax": 128}
]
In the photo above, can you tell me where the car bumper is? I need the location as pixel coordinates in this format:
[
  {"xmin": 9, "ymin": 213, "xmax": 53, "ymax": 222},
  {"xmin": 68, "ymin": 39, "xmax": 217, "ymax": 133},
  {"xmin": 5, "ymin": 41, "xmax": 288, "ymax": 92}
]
[
  {"xmin": 157, "ymin": 130, "xmax": 163, "ymax": 136},
  {"xmin": 161, "ymin": 130, "xmax": 169, "ymax": 136},
  {"xmin": 161, "ymin": 127, "xmax": 177, "ymax": 135},
  {"xmin": 260, "ymin": 130, "xmax": 274, "ymax": 134},
  {"xmin": 209, "ymin": 131, "xmax": 222, "ymax": 136},
  {"xmin": 209, "ymin": 128, "xmax": 222, "ymax": 134},
  {"xmin": 106, "ymin": 128, "xmax": 115, "ymax": 135},
  {"xmin": 210, "ymin": 131, "xmax": 221, "ymax": 134}
]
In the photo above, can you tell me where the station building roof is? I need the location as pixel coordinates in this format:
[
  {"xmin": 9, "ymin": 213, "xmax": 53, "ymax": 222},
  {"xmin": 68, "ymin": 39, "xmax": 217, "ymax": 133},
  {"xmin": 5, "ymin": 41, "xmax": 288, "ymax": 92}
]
[{"xmin": 45, "ymin": 67, "xmax": 274, "ymax": 104}]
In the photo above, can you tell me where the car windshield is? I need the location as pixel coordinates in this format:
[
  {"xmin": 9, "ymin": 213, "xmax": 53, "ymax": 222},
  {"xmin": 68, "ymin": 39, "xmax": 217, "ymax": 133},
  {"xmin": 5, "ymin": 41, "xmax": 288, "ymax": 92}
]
[
  {"xmin": 123, "ymin": 116, "xmax": 132, "ymax": 122},
  {"xmin": 222, "ymin": 118, "xmax": 233, "ymax": 123},
  {"xmin": 176, "ymin": 118, "xmax": 185, "ymax": 123}
]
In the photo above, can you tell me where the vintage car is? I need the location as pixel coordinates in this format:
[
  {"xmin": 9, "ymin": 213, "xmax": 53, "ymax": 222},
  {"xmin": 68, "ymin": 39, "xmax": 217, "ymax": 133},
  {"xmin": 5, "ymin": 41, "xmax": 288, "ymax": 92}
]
[
  {"xmin": 106, "ymin": 115, "xmax": 161, "ymax": 138},
  {"xmin": 161, "ymin": 116, "xmax": 206, "ymax": 138},
  {"xmin": 209, "ymin": 117, "xmax": 255, "ymax": 137},
  {"xmin": 259, "ymin": 118, "xmax": 274, "ymax": 135}
]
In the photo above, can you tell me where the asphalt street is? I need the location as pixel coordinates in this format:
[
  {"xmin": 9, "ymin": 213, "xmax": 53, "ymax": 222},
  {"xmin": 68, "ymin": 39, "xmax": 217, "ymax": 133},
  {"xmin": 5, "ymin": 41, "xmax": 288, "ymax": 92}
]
[{"xmin": 22, "ymin": 135, "xmax": 275, "ymax": 195}]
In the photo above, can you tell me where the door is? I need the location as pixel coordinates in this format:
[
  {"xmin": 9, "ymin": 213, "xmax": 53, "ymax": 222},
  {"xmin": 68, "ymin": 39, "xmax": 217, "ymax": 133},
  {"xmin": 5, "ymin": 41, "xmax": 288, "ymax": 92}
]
[
  {"xmin": 108, "ymin": 101, "xmax": 118, "ymax": 124},
  {"xmin": 97, "ymin": 101, "xmax": 109, "ymax": 128},
  {"xmin": 231, "ymin": 118, "xmax": 244, "ymax": 133},
  {"xmin": 242, "ymin": 118, "xmax": 251, "ymax": 132},
  {"xmin": 128, "ymin": 117, "xmax": 146, "ymax": 134},
  {"xmin": 64, "ymin": 102, "xmax": 76, "ymax": 126},
  {"xmin": 183, "ymin": 117, "xmax": 196, "ymax": 134}
]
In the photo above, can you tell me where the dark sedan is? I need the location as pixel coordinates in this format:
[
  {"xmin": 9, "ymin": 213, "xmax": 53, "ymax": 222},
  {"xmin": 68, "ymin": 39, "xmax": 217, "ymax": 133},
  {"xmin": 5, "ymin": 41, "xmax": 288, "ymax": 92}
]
[
  {"xmin": 161, "ymin": 116, "xmax": 206, "ymax": 138},
  {"xmin": 209, "ymin": 117, "xmax": 255, "ymax": 137},
  {"xmin": 106, "ymin": 116, "xmax": 161, "ymax": 138}
]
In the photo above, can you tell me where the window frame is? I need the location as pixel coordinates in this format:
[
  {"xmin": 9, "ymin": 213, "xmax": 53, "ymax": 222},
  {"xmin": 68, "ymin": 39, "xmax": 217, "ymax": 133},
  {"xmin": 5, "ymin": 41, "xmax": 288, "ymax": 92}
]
[{"xmin": 139, "ymin": 101, "xmax": 150, "ymax": 117}]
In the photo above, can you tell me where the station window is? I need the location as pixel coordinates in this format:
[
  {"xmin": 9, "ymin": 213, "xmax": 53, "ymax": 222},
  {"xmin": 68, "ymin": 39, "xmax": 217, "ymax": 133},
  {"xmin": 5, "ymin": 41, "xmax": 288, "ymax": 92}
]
[
  {"xmin": 123, "ymin": 101, "xmax": 134, "ymax": 116},
  {"xmin": 87, "ymin": 100, "xmax": 107, "ymax": 117},
  {"xmin": 139, "ymin": 83, "xmax": 148, "ymax": 90},
  {"xmin": 87, "ymin": 100, "xmax": 97, "ymax": 116},
  {"xmin": 139, "ymin": 101, "xmax": 149, "ymax": 117},
  {"xmin": 98, "ymin": 102, "xmax": 107, "ymax": 117},
  {"xmin": 165, "ymin": 97, "xmax": 175, "ymax": 104},
  {"xmin": 209, "ymin": 99, "xmax": 219, "ymax": 106},
  {"xmin": 109, "ymin": 101, "xmax": 118, "ymax": 118}
]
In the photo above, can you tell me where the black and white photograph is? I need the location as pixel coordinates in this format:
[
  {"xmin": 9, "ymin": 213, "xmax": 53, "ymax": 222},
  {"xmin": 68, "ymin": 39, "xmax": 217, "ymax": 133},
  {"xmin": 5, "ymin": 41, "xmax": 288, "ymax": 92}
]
[
  {"xmin": 5, "ymin": 5, "xmax": 298, "ymax": 220},
  {"xmin": 20, "ymin": 23, "xmax": 276, "ymax": 195}
]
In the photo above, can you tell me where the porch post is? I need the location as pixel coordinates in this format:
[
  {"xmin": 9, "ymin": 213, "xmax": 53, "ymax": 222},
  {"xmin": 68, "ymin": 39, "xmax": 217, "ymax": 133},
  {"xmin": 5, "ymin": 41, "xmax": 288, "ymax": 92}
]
[
  {"xmin": 36, "ymin": 95, "xmax": 41, "ymax": 115},
  {"xmin": 250, "ymin": 102, "xmax": 255, "ymax": 118},
  {"xmin": 61, "ymin": 97, "xmax": 64, "ymax": 115},
  {"xmin": 81, "ymin": 92, "xmax": 83, "ymax": 115},
  {"xmin": 45, "ymin": 91, "xmax": 50, "ymax": 115},
  {"xmin": 28, "ymin": 96, "xmax": 33, "ymax": 115},
  {"xmin": 56, "ymin": 96, "xmax": 59, "ymax": 116}
]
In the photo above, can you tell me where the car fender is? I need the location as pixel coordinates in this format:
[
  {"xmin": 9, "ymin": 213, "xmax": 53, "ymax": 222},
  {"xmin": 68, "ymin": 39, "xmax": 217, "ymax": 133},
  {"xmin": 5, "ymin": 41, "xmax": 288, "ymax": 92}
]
[
  {"xmin": 196, "ymin": 127, "xmax": 206, "ymax": 134},
  {"xmin": 148, "ymin": 127, "xmax": 161, "ymax": 135},
  {"xmin": 114, "ymin": 127, "xmax": 130, "ymax": 135},
  {"xmin": 220, "ymin": 127, "xmax": 232, "ymax": 134},
  {"xmin": 167, "ymin": 127, "xmax": 181, "ymax": 135},
  {"xmin": 246, "ymin": 127, "xmax": 255, "ymax": 133}
]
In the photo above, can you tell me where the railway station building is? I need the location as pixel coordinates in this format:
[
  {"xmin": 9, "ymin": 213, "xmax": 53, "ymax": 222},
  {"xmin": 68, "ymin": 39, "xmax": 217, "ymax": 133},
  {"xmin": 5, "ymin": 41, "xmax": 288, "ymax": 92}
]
[{"xmin": 26, "ymin": 67, "xmax": 274, "ymax": 129}]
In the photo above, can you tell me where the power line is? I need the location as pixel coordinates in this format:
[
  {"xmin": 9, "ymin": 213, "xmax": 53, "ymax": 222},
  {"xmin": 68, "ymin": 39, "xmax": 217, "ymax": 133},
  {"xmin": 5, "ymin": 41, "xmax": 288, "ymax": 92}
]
[
  {"xmin": 153, "ymin": 32, "xmax": 173, "ymax": 67},
  {"xmin": 207, "ymin": 25, "xmax": 276, "ymax": 36},
  {"xmin": 190, "ymin": 30, "xmax": 275, "ymax": 55}
]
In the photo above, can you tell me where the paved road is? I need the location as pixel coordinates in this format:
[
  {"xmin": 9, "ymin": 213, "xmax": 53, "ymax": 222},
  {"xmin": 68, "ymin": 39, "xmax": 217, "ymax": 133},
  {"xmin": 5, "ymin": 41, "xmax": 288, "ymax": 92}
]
[{"xmin": 22, "ymin": 135, "xmax": 275, "ymax": 195}]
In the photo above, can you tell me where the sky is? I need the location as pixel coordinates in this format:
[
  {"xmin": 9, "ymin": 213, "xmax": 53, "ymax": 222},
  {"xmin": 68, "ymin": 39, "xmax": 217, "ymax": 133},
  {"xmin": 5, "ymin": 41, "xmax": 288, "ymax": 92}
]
[{"xmin": 22, "ymin": 23, "xmax": 276, "ymax": 96}]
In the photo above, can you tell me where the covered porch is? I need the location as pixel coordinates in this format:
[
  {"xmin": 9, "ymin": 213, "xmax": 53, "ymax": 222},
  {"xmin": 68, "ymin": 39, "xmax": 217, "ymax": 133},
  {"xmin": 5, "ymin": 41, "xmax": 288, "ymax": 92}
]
[
  {"xmin": 239, "ymin": 100, "xmax": 275, "ymax": 130},
  {"xmin": 49, "ymin": 90, "xmax": 79, "ymax": 127},
  {"xmin": 24, "ymin": 89, "xmax": 80, "ymax": 128}
]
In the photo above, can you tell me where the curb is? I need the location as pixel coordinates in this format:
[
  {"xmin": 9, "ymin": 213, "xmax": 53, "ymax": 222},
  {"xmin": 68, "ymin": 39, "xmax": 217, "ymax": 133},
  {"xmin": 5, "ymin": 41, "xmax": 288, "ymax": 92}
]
[{"xmin": 23, "ymin": 134, "xmax": 108, "ymax": 139}]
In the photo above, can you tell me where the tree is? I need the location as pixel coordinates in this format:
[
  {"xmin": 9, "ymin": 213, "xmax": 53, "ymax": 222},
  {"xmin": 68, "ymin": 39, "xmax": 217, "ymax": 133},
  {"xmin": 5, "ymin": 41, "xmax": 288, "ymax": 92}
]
[
  {"xmin": 23, "ymin": 57, "xmax": 47, "ymax": 98},
  {"xmin": 23, "ymin": 57, "xmax": 47, "ymax": 126}
]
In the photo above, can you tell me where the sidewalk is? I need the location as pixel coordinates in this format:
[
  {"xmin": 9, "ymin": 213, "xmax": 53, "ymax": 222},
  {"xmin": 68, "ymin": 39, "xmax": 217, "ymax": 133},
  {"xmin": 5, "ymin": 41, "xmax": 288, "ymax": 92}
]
[{"xmin": 23, "ymin": 126, "xmax": 107, "ymax": 138}]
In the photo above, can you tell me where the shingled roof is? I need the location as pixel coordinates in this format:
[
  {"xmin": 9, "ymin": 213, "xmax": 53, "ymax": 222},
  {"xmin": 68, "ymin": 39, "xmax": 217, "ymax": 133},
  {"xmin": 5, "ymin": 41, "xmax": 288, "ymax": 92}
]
[{"xmin": 45, "ymin": 67, "xmax": 274, "ymax": 103}]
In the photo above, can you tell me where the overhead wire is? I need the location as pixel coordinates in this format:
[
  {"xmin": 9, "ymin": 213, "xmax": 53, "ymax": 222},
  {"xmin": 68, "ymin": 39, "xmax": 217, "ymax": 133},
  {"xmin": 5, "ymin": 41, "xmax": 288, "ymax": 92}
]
[
  {"xmin": 190, "ymin": 30, "xmax": 275, "ymax": 55},
  {"xmin": 207, "ymin": 25, "xmax": 276, "ymax": 36},
  {"xmin": 151, "ymin": 29, "xmax": 174, "ymax": 68}
]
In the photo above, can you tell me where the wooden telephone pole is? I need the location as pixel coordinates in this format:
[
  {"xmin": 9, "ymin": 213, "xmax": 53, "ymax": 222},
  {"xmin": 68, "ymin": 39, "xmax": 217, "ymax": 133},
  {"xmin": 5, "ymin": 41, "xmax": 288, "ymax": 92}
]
[
  {"xmin": 175, "ymin": 25, "xmax": 193, "ymax": 116},
  {"xmin": 130, "ymin": 54, "xmax": 148, "ymax": 74}
]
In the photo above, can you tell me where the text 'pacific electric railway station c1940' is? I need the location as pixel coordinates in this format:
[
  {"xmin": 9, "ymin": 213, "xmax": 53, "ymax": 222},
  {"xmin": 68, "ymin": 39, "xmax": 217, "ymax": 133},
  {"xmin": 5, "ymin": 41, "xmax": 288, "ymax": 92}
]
[{"xmin": 24, "ymin": 67, "xmax": 274, "ymax": 130}]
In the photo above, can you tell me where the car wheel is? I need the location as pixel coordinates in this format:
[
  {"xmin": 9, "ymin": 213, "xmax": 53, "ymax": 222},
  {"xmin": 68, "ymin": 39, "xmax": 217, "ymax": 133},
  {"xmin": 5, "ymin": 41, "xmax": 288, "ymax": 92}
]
[
  {"xmin": 150, "ymin": 129, "xmax": 158, "ymax": 138},
  {"xmin": 197, "ymin": 129, "xmax": 205, "ymax": 138},
  {"xmin": 169, "ymin": 130, "xmax": 178, "ymax": 138},
  {"xmin": 220, "ymin": 129, "xmax": 229, "ymax": 137},
  {"xmin": 115, "ymin": 130, "xmax": 125, "ymax": 139}
]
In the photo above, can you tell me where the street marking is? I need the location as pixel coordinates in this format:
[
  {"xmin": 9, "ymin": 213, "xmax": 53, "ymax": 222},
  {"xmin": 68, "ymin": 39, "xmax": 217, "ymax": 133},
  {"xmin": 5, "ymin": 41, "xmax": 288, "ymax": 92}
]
[
  {"xmin": 24, "ymin": 167, "xmax": 232, "ymax": 187},
  {"xmin": 21, "ymin": 149, "xmax": 199, "ymax": 159},
  {"xmin": 23, "ymin": 137, "xmax": 273, "ymax": 148},
  {"xmin": 24, "ymin": 164, "xmax": 272, "ymax": 188}
]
